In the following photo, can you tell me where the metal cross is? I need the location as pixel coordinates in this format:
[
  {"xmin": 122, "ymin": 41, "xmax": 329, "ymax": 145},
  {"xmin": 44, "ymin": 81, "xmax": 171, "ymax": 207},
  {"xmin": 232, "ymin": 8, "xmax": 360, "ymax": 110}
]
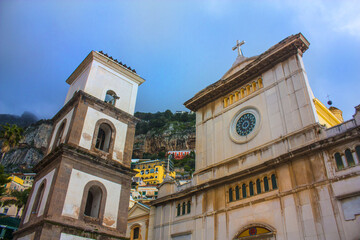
[{"xmin": 232, "ymin": 40, "xmax": 245, "ymax": 57}]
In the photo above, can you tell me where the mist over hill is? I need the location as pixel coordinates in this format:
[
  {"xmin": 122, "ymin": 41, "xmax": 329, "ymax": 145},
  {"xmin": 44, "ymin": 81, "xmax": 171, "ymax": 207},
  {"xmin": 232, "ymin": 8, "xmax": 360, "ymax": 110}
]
[{"xmin": 0, "ymin": 112, "xmax": 38, "ymax": 128}]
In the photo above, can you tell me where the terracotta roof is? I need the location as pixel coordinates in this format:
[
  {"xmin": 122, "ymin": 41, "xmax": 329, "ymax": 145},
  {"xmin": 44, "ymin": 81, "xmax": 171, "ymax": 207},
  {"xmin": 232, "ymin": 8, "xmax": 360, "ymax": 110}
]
[
  {"xmin": 98, "ymin": 51, "xmax": 137, "ymax": 73},
  {"xmin": 184, "ymin": 33, "xmax": 310, "ymax": 111}
]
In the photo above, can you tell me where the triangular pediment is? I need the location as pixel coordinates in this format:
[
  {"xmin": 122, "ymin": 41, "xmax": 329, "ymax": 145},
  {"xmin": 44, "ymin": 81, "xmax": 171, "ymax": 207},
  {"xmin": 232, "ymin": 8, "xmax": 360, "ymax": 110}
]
[{"xmin": 128, "ymin": 202, "xmax": 150, "ymax": 219}]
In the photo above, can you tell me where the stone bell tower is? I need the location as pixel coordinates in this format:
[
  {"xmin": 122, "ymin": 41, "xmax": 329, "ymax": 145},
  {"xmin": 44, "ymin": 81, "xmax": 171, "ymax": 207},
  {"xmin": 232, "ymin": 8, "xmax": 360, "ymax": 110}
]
[{"xmin": 14, "ymin": 51, "xmax": 145, "ymax": 240}]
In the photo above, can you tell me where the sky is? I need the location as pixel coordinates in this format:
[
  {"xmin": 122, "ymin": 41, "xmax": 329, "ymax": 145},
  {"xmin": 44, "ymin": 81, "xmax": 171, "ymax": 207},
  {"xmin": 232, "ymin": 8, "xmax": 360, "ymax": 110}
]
[{"xmin": 0, "ymin": 0, "xmax": 359, "ymax": 120}]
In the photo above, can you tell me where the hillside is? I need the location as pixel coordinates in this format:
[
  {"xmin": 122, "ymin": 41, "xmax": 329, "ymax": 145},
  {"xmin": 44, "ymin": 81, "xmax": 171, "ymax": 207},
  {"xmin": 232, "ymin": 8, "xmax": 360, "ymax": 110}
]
[{"xmin": 0, "ymin": 110, "xmax": 195, "ymax": 172}]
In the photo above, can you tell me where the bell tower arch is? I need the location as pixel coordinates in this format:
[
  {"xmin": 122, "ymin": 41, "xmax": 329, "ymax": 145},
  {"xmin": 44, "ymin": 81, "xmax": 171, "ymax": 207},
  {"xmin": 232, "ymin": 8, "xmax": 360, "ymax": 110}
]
[{"xmin": 14, "ymin": 51, "xmax": 145, "ymax": 240}]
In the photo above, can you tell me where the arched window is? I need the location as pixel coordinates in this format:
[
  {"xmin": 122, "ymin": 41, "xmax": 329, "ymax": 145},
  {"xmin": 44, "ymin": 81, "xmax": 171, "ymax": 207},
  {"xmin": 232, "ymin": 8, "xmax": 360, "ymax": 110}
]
[
  {"xmin": 229, "ymin": 188, "xmax": 233, "ymax": 202},
  {"xmin": 271, "ymin": 174, "xmax": 278, "ymax": 189},
  {"xmin": 256, "ymin": 179, "xmax": 261, "ymax": 194},
  {"xmin": 249, "ymin": 181, "xmax": 254, "ymax": 196},
  {"xmin": 84, "ymin": 186, "xmax": 102, "ymax": 218},
  {"xmin": 264, "ymin": 177, "xmax": 269, "ymax": 192},
  {"xmin": 355, "ymin": 145, "xmax": 360, "ymax": 161},
  {"xmin": 95, "ymin": 123, "xmax": 112, "ymax": 152},
  {"xmin": 182, "ymin": 202, "xmax": 186, "ymax": 215},
  {"xmin": 345, "ymin": 149, "xmax": 355, "ymax": 167},
  {"xmin": 334, "ymin": 152, "xmax": 344, "ymax": 170},
  {"xmin": 177, "ymin": 204, "xmax": 180, "ymax": 216},
  {"xmin": 131, "ymin": 226, "xmax": 140, "ymax": 240},
  {"xmin": 53, "ymin": 120, "xmax": 66, "ymax": 149},
  {"xmin": 32, "ymin": 181, "xmax": 46, "ymax": 214},
  {"xmin": 104, "ymin": 90, "xmax": 118, "ymax": 106},
  {"xmin": 242, "ymin": 184, "xmax": 247, "ymax": 198},
  {"xmin": 187, "ymin": 201, "xmax": 191, "ymax": 214},
  {"xmin": 235, "ymin": 186, "xmax": 240, "ymax": 200}
]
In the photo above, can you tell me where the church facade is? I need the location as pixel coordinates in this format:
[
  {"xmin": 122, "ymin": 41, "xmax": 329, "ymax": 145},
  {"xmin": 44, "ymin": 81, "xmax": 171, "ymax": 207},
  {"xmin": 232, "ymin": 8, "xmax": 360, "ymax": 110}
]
[
  {"xmin": 14, "ymin": 51, "xmax": 144, "ymax": 239},
  {"xmin": 149, "ymin": 33, "xmax": 360, "ymax": 240}
]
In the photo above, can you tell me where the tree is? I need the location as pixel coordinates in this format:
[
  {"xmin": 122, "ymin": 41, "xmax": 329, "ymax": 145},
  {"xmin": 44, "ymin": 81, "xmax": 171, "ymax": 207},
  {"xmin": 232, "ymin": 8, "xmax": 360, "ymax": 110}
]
[
  {"xmin": 0, "ymin": 165, "xmax": 10, "ymax": 198},
  {"xmin": 3, "ymin": 188, "xmax": 31, "ymax": 218},
  {"xmin": 0, "ymin": 124, "xmax": 24, "ymax": 162}
]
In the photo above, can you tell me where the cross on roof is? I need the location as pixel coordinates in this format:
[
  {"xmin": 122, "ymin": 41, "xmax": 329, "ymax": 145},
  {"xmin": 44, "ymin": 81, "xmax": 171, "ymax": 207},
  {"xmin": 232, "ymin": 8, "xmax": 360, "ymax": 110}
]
[{"xmin": 232, "ymin": 40, "xmax": 245, "ymax": 57}]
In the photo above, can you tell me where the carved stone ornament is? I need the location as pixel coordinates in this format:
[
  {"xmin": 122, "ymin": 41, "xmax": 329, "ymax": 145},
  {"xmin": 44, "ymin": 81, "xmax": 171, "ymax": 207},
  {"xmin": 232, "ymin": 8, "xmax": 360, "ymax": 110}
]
[{"xmin": 229, "ymin": 107, "xmax": 261, "ymax": 144}]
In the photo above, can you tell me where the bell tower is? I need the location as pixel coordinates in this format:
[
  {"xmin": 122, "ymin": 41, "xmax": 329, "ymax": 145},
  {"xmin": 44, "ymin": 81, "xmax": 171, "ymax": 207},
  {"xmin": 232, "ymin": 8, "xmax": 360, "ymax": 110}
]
[{"xmin": 14, "ymin": 51, "xmax": 145, "ymax": 240}]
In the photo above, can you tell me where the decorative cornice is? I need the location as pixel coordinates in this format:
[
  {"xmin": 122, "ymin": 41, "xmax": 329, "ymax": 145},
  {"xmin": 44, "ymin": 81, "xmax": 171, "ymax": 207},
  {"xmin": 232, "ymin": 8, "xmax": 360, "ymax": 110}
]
[
  {"xmin": 52, "ymin": 90, "xmax": 141, "ymax": 125},
  {"xmin": 65, "ymin": 51, "xmax": 145, "ymax": 86},
  {"xmin": 184, "ymin": 33, "xmax": 310, "ymax": 111}
]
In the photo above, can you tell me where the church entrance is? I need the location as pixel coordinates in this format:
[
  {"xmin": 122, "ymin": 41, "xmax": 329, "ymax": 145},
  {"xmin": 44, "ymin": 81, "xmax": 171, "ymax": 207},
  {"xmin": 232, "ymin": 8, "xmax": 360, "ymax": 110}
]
[{"xmin": 233, "ymin": 225, "xmax": 275, "ymax": 240}]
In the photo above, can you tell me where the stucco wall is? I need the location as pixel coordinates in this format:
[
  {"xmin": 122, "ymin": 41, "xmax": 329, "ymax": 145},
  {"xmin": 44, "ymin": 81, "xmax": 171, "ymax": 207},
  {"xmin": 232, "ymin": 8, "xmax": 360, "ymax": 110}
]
[
  {"xmin": 195, "ymin": 54, "xmax": 317, "ymax": 174},
  {"xmin": 47, "ymin": 108, "xmax": 74, "ymax": 154},
  {"xmin": 23, "ymin": 169, "xmax": 56, "ymax": 223},
  {"xmin": 79, "ymin": 106, "xmax": 128, "ymax": 162},
  {"xmin": 61, "ymin": 169, "xmax": 121, "ymax": 229},
  {"xmin": 64, "ymin": 64, "xmax": 91, "ymax": 104}
]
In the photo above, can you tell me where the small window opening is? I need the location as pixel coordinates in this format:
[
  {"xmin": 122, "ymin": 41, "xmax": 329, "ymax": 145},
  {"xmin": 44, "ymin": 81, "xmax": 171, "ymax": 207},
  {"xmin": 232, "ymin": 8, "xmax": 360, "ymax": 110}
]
[
  {"xmin": 264, "ymin": 177, "xmax": 269, "ymax": 192},
  {"xmin": 32, "ymin": 182, "xmax": 45, "ymax": 214},
  {"xmin": 84, "ymin": 186, "xmax": 102, "ymax": 218},
  {"xmin": 229, "ymin": 188, "xmax": 233, "ymax": 202},
  {"xmin": 182, "ymin": 202, "xmax": 186, "ymax": 215},
  {"xmin": 355, "ymin": 146, "xmax": 360, "ymax": 161},
  {"xmin": 104, "ymin": 90, "xmax": 118, "ymax": 106},
  {"xmin": 271, "ymin": 174, "xmax": 278, "ymax": 190},
  {"xmin": 249, "ymin": 181, "xmax": 254, "ymax": 196},
  {"xmin": 187, "ymin": 201, "xmax": 191, "ymax": 214},
  {"xmin": 95, "ymin": 123, "xmax": 112, "ymax": 152},
  {"xmin": 54, "ymin": 121, "xmax": 66, "ymax": 148},
  {"xmin": 345, "ymin": 149, "xmax": 355, "ymax": 167},
  {"xmin": 132, "ymin": 226, "xmax": 140, "ymax": 240},
  {"xmin": 256, "ymin": 179, "xmax": 261, "ymax": 194},
  {"xmin": 242, "ymin": 184, "xmax": 247, "ymax": 198},
  {"xmin": 334, "ymin": 152, "xmax": 344, "ymax": 170},
  {"xmin": 235, "ymin": 186, "xmax": 240, "ymax": 200}
]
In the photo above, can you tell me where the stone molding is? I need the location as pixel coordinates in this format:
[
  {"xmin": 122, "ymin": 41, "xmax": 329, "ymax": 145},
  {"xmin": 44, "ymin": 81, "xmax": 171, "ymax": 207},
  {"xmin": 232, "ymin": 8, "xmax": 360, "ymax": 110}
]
[{"xmin": 151, "ymin": 124, "xmax": 360, "ymax": 206}]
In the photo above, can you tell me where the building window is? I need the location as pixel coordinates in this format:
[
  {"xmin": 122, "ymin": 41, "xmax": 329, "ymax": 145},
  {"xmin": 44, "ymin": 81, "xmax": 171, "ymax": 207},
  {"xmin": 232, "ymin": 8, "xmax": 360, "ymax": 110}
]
[
  {"xmin": 104, "ymin": 90, "xmax": 118, "ymax": 106},
  {"xmin": 53, "ymin": 120, "xmax": 66, "ymax": 149},
  {"xmin": 32, "ymin": 181, "xmax": 46, "ymax": 214},
  {"xmin": 249, "ymin": 181, "xmax": 254, "ymax": 196},
  {"xmin": 150, "ymin": 169, "xmax": 155, "ymax": 173},
  {"xmin": 256, "ymin": 179, "xmax": 261, "ymax": 194},
  {"xmin": 271, "ymin": 174, "xmax": 278, "ymax": 189},
  {"xmin": 131, "ymin": 226, "xmax": 140, "ymax": 240},
  {"xmin": 95, "ymin": 123, "xmax": 112, "ymax": 152},
  {"xmin": 235, "ymin": 186, "xmax": 240, "ymax": 200},
  {"xmin": 229, "ymin": 188, "xmax": 233, "ymax": 202},
  {"xmin": 264, "ymin": 177, "xmax": 269, "ymax": 192},
  {"xmin": 355, "ymin": 145, "xmax": 360, "ymax": 160},
  {"xmin": 84, "ymin": 186, "xmax": 102, "ymax": 218},
  {"xmin": 334, "ymin": 152, "xmax": 344, "ymax": 170},
  {"xmin": 182, "ymin": 202, "xmax": 186, "ymax": 215},
  {"xmin": 187, "ymin": 201, "xmax": 191, "ymax": 214},
  {"xmin": 4, "ymin": 208, "xmax": 8, "ymax": 214},
  {"xmin": 345, "ymin": 149, "xmax": 355, "ymax": 167},
  {"xmin": 242, "ymin": 184, "xmax": 247, "ymax": 198},
  {"xmin": 177, "ymin": 204, "xmax": 181, "ymax": 216}
]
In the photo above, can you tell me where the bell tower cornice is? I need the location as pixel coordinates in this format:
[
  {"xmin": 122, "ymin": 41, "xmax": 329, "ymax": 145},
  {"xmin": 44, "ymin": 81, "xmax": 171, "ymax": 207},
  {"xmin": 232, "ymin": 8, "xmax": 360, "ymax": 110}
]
[{"xmin": 66, "ymin": 51, "xmax": 145, "ymax": 86}]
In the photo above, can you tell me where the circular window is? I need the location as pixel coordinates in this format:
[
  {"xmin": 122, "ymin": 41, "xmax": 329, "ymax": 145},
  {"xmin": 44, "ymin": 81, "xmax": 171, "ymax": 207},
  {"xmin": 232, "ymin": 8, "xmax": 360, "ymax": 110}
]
[{"xmin": 229, "ymin": 107, "xmax": 261, "ymax": 143}]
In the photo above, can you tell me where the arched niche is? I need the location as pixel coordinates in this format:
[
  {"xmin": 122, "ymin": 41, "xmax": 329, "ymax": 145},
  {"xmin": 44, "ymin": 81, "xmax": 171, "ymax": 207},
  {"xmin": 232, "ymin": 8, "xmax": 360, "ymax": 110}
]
[{"xmin": 233, "ymin": 223, "xmax": 276, "ymax": 240}]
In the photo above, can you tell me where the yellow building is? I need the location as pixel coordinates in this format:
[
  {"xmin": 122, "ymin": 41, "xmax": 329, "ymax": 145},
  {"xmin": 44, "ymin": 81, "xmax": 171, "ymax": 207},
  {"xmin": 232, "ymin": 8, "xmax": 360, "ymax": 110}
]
[{"xmin": 132, "ymin": 159, "xmax": 176, "ymax": 185}]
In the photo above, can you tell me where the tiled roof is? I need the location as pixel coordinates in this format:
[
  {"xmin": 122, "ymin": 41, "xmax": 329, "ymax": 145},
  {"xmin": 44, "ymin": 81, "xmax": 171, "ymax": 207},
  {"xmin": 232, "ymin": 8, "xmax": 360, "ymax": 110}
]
[{"xmin": 98, "ymin": 51, "xmax": 137, "ymax": 73}]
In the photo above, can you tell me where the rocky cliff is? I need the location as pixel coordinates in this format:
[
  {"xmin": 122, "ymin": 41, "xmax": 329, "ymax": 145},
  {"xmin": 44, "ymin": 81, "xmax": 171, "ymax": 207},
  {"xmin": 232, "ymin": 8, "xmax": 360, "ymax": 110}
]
[{"xmin": 1, "ymin": 120, "xmax": 53, "ymax": 172}]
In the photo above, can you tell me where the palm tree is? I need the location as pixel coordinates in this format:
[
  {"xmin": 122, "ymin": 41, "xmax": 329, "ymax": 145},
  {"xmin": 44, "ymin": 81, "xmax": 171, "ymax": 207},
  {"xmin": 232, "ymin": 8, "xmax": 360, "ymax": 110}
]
[
  {"xmin": 0, "ymin": 165, "xmax": 10, "ymax": 198},
  {"xmin": 0, "ymin": 124, "xmax": 24, "ymax": 162},
  {"xmin": 3, "ymin": 188, "xmax": 31, "ymax": 218}
]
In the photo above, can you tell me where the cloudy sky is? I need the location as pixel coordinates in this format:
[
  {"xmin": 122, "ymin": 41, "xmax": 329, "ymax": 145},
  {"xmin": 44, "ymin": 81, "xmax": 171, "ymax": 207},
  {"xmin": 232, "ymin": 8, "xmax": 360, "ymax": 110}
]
[{"xmin": 0, "ymin": 0, "xmax": 359, "ymax": 120}]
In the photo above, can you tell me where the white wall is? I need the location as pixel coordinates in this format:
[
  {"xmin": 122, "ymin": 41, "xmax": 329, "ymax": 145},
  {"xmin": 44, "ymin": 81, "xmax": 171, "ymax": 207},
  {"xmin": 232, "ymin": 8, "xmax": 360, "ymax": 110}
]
[
  {"xmin": 61, "ymin": 169, "xmax": 121, "ymax": 229},
  {"xmin": 64, "ymin": 64, "xmax": 91, "ymax": 104},
  {"xmin": 60, "ymin": 233, "xmax": 95, "ymax": 240},
  {"xmin": 47, "ymin": 108, "xmax": 74, "ymax": 154},
  {"xmin": 79, "ymin": 106, "xmax": 128, "ymax": 162},
  {"xmin": 23, "ymin": 169, "xmax": 56, "ymax": 223},
  {"xmin": 64, "ymin": 59, "xmax": 139, "ymax": 115}
]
